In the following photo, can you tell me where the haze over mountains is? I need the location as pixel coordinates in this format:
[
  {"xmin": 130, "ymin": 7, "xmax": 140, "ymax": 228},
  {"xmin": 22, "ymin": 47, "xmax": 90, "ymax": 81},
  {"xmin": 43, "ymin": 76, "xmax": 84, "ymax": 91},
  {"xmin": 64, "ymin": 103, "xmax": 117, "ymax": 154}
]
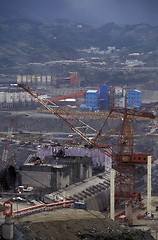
[
  {"xmin": 0, "ymin": 17, "xmax": 158, "ymax": 71},
  {"xmin": 1, "ymin": 0, "xmax": 158, "ymax": 26}
]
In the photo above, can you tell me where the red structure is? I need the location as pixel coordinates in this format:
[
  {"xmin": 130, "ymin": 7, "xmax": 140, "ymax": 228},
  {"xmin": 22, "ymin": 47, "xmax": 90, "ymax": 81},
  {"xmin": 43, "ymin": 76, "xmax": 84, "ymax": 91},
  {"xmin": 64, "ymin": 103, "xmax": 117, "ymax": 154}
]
[
  {"xmin": 18, "ymin": 84, "xmax": 155, "ymax": 206},
  {"xmin": 3, "ymin": 201, "xmax": 13, "ymax": 216},
  {"xmin": 44, "ymin": 88, "xmax": 99, "ymax": 103},
  {"xmin": 110, "ymin": 108, "xmax": 155, "ymax": 205},
  {"xmin": 70, "ymin": 72, "xmax": 79, "ymax": 86}
]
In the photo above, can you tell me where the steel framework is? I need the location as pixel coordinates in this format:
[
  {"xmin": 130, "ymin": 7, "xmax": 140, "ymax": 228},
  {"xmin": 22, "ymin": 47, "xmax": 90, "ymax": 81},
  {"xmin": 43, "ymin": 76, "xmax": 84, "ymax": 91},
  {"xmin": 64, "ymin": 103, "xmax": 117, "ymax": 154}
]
[
  {"xmin": 18, "ymin": 84, "xmax": 155, "ymax": 205},
  {"xmin": 110, "ymin": 108, "xmax": 155, "ymax": 204}
]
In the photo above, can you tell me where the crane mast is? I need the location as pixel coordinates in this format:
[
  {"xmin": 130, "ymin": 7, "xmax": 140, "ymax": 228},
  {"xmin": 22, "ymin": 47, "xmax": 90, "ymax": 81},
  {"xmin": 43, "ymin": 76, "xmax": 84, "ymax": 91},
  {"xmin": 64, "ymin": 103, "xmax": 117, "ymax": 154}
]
[
  {"xmin": 18, "ymin": 84, "xmax": 156, "ymax": 206},
  {"xmin": 1, "ymin": 119, "xmax": 14, "ymax": 165},
  {"xmin": 108, "ymin": 108, "xmax": 155, "ymax": 205}
]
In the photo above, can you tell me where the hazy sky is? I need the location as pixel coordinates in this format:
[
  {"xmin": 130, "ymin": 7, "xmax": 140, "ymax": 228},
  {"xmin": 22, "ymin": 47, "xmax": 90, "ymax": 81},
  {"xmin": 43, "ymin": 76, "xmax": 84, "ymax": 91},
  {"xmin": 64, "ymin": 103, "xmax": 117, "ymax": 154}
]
[{"xmin": 1, "ymin": 0, "xmax": 158, "ymax": 26}]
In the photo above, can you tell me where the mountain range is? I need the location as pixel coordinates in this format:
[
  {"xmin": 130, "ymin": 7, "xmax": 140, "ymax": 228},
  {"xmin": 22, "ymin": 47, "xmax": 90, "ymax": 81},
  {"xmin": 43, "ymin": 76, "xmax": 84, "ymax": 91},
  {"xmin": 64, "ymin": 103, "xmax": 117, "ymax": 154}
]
[{"xmin": 0, "ymin": 17, "xmax": 158, "ymax": 72}]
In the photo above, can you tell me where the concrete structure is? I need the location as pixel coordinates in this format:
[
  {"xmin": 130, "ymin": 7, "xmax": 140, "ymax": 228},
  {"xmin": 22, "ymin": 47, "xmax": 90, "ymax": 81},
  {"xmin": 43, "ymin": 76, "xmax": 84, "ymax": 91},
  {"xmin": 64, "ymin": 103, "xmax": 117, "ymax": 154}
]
[
  {"xmin": 147, "ymin": 155, "xmax": 152, "ymax": 217},
  {"xmin": 20, "ymin": 156, "xmax": 92, "ymax": 191},
  {"xmin": 2, "ymin": 216, "xmax": 14, "ymax": 240},
  {"xmin": 0, "ymin": 84, "xmax": 35, "ymax": 109},
  {"xmin": 36, "ymin": 145, "xmax": 112, "ymax": 169},
  {"xmin": 44, "ymin": 172, "xmax": 110, "ymax": 211},
  {"xmin": 112, "ymin": 86, "xmax": 126, "ymax": 109},
  {"xmin": 17, "ymin": 73, "xmax": 80, "ymax": 88},
  {"xmin": 110, "ymin": 169, "xmax": 115, "ymax": 221},
  {"xmin": 17, "ymin": 75, "xmax": 54, "ymax": 86},
  {"xmin": 125, "ymin": 201, "xmax": 133, "ymax": 225}
]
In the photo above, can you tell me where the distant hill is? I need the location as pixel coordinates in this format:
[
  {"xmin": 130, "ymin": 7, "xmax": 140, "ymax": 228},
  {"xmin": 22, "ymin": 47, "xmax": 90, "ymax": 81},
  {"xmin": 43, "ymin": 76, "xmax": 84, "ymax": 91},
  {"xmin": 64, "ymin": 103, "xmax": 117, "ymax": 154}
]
[
  {"xmin": 0, "ymin": 18, "xmax": 81, "ymax": 69},
  {"xmin": 94, "ymin": 23, "xmax": 158, "ymax": 52},
  {"xmin": 0, "ymin": 17, "xmax": 158, "ymax": 70}
]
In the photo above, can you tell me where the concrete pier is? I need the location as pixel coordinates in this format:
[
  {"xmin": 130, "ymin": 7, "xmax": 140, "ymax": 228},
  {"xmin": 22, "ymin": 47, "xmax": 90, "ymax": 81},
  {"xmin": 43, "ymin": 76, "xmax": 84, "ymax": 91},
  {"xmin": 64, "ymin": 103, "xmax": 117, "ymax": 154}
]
[{"xmin": 2, "ymin": 216, "xmax": 14, "ymax": 240}]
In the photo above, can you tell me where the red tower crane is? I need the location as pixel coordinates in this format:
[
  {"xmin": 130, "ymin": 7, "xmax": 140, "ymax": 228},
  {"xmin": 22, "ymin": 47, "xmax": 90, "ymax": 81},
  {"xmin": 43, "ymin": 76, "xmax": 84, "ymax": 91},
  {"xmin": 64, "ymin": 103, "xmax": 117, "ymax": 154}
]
[
  {"xmin": 18, "ymin": 84, "xmax": 156, "ymax": 205},
  {"xmin": 108, "ymin": 108, "xmax": 155, "ymax": 205}
]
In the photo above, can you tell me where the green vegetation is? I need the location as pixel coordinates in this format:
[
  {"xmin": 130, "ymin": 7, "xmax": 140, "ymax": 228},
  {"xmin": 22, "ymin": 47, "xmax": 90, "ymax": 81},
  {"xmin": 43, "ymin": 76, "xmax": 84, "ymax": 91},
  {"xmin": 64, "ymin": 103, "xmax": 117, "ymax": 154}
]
[
  {"xmin": 0, "ymin": 18, "xmax": 158, "ymax": 87},
  {"xmin": 1, "ymin": 18, "xmax": 158, "ymax": 69}
]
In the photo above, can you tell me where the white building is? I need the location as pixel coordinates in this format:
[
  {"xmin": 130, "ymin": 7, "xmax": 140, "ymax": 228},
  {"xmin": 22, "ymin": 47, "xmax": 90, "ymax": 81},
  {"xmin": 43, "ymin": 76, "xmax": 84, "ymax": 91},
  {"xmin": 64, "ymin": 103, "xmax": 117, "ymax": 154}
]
[
  {"xmin": 17, "ymin": 75, "xmax": 54, "ymax": 86},
  {"xmin": 0, "ymin": 86, "xmax": 35, "ymax": 109},
  {"xmin": 113, "ymin": 86, "xmax": 126, "ymax": 108}
]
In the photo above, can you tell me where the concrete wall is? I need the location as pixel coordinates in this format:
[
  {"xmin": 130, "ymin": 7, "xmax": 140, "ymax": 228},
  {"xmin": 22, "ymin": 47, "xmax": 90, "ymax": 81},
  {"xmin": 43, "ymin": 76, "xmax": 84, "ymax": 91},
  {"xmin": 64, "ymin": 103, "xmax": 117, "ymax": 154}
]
[
  {"xmin": 21, "ymin": 170, "xmax": 52, "ymax": 188},
  {"xmin": 86, "ymin": 189, "xmax": 109, "ymax": 211},
  {"xmin": 20, "ymin": 156, "xmax": 92, "ymax": 191},
  {"xmin": 21, "ymin": 169, "xmax": 71, "ymax": 190}
]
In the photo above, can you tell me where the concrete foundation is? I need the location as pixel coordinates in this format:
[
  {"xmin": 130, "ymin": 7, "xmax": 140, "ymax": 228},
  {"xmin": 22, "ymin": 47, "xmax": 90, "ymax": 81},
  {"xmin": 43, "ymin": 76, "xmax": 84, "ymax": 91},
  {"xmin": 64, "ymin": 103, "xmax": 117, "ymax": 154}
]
[
  {"xmin": 20, "ymin": 156, "xmax": 92, "ymax": 191},
  {"xmin": 44, "ymin": 173, "xmax": 110, "ymax": 211},
  {"xmin": 86, "ymin": 189, "xmax": 109, "ymax": 211},
  {"xmin": 2, "ymin": 216, "xmax": 14, "ymax": 240}
]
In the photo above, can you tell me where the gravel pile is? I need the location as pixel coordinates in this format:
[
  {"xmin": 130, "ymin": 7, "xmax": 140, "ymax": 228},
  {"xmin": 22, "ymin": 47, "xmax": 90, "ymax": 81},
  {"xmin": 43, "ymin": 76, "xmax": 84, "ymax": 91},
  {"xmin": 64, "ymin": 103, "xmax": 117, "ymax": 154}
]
[{"xmin": 13, "ymin": 209, "xmax": 155, "ymax": 240}]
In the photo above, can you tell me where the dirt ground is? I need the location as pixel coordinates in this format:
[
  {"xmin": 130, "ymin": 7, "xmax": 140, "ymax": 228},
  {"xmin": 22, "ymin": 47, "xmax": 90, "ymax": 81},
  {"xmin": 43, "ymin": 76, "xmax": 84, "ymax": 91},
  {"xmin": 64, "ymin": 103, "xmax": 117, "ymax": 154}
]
[{"xmin": 14, "ymin": 208, "xmax": 154, "ymax": 240}]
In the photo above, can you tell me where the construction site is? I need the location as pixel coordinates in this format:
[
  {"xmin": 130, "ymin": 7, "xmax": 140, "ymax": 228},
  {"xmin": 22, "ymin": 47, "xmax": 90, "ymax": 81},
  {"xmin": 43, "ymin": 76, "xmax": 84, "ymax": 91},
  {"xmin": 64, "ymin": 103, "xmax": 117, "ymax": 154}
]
[{"xmin": 0, "ymin": 74, "xmax": 158, "ymax": 240}]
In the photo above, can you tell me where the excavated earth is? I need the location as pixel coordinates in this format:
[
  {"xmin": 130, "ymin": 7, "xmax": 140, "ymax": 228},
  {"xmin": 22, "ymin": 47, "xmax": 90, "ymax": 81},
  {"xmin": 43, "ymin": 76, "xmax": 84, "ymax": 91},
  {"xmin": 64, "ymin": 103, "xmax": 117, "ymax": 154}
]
[{"xmin": 12, "ymin": 209, "xmax": 154, "ymax": 240}]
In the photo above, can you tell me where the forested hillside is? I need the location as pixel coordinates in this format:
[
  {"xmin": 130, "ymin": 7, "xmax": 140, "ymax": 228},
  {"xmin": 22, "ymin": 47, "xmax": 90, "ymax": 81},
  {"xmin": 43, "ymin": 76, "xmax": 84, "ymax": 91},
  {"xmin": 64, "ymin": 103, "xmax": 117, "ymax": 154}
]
[{"xmin": 1, "ymin": 17, "xmax": 158, "ymax": 69}]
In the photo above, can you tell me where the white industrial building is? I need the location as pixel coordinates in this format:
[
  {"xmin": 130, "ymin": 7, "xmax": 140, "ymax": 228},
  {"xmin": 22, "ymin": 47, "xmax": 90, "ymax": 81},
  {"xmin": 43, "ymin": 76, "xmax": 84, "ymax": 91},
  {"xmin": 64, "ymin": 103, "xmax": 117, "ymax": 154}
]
[
  {"xmin": 17, "ymin": 75, "xmax": 53, "ymax": 86},
  {"xmin": 113, "ymin": 86, "xmax": 126, "ymax": 108},
  {"xmin": 0, "ymin": 85, "xmax": 35, "ymax": 109}
]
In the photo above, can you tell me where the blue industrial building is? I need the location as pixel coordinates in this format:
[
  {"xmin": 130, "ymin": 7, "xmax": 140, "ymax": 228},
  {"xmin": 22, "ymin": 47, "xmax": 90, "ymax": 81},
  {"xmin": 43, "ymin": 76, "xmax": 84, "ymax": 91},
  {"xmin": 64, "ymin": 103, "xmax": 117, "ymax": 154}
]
[
  {"xmin": 85, "ymin": 90, "xmax": 99, "ymax": 111},
  {"xmin": 127, "ymin": 89, "xmax": 142, "ymax": 110},
  {"xmin": 99, "ymin": 85, "xmax": 109, "ymax": 110}
]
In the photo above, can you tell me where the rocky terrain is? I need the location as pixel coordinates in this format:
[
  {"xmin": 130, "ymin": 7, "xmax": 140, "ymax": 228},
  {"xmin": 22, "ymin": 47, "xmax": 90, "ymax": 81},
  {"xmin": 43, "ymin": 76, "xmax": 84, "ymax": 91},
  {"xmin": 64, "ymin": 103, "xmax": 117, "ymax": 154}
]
[{"xmin": 12, "ymin": 209, "xmax": 155, "ymax": 240}]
